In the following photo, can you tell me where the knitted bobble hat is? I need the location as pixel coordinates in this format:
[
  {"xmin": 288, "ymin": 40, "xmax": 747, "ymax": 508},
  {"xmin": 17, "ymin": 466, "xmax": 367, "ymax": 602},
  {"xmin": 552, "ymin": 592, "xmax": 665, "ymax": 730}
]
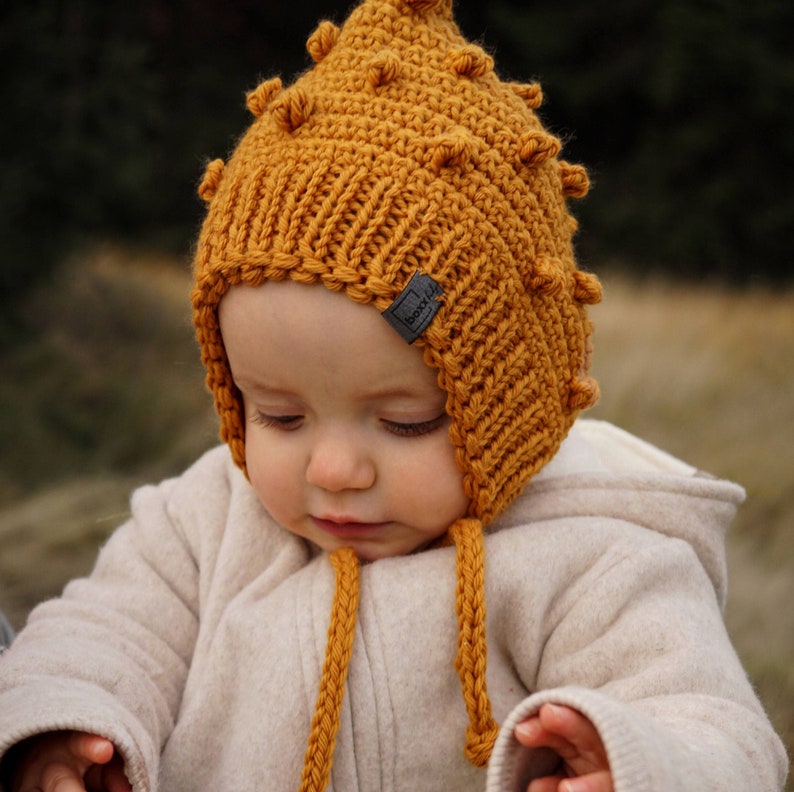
[{"xmin": 193, "ymin": 0, "xmax": 600, "ymax": 785}]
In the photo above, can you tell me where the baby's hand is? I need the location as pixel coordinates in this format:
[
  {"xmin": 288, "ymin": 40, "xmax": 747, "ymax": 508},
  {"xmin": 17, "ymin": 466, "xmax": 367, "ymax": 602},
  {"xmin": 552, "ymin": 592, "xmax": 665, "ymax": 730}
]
[
  {"xmin": 8, "ymin": 730, "xmax": 131, "ymax": 792},
  {"xmin": 514, "ymin": 704, "xmax": 613, "ymax": 792}
]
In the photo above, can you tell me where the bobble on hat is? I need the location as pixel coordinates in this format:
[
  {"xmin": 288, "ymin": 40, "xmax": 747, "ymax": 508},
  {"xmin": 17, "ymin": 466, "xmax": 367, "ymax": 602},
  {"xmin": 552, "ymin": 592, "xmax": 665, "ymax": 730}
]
[
  {"xmin": 518, "ymin": 131, "xmax": 561, "ymax": 167},
  {"xmin": 573, "ymin": 269, "xmax": 603, "ymax": 305},
  {"xmin": 246, "ymin": 77, "xmax": 283, "ymax": 117},
  {"xmin": 427, "ymin": 127, "xmax": 474, "ymax": 171},
  {"xmin": 568, "ymin": 377, "xmax": 600, "ymax": 410},
  {"xmin": 529, "ymin": 256, "xmax": 569, "ymax": 297},
  {"xmin": 367, "ymin": 49, "xmax": 401, "ymax": 88},
  {"xmin": 403, "ymin": 0, "xmax": 449, "ymax": 12},
  {"xmin": 306, "ymin": 20, "xmax": 340, "ymax": 63},
  {"xmin": 509, "ymin": 81, "xmax": 543, "ymax": 109},
  {"xmin": 271, "ymin": 86, "xmax": 315, "ymax": 132},
  {"xmin": 560, "ymin": 161, "xmax": 590, "ymax": 198},
  {"xmin": 198, "ymin": 158, "xmax": 225, "ymax": 203},
  {"xmin": 447, "ymin": 45, "xmax": 494, "ymax": 78}
]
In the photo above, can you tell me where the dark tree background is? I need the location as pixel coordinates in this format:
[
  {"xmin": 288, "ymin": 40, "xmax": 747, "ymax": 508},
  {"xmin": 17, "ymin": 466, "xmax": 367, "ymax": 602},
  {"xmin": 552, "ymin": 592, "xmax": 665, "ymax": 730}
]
[{"xmin": 1, "ymin": 0, "xmax": 792, "ymax": 334}]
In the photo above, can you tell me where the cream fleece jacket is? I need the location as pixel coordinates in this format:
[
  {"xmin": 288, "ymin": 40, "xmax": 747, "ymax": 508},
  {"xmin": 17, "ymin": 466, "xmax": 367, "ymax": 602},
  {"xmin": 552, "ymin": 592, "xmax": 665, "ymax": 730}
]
[{"xmin": 0, "ymin": 420, "xmax": 787, "ymax": 791}]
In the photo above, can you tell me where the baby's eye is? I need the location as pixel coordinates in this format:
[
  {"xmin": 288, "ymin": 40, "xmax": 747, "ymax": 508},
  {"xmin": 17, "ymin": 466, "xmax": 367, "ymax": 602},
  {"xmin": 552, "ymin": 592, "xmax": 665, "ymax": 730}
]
[
  {"xmin": 251, "ymin": 413, "xmax": 304, "ymax": 431},
  {"xmin": 382, "ymin": 414, "xmax": 447, "ymax": 438}
]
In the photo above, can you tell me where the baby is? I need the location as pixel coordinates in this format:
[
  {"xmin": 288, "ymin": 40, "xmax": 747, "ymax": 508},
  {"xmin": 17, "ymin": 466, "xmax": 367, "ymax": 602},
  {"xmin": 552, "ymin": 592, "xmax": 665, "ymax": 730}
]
[{"xmin": 0, "ymin": 0, "xmax": 787, "ymax": 790}]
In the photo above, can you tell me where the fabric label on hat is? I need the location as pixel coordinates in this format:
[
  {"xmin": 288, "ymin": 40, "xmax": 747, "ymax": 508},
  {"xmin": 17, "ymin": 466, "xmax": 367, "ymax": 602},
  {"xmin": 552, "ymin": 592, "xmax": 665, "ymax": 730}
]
[{"xmin": 381, "ymin": 271, "xmax": 443, "ymax": 344}]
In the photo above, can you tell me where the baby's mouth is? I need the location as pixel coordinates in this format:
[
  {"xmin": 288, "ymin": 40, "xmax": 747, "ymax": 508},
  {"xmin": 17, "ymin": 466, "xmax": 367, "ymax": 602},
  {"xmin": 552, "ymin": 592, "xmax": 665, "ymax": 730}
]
[{"xmin": 311, "ymin": 517, "xmax": 388, "ymax": 539}]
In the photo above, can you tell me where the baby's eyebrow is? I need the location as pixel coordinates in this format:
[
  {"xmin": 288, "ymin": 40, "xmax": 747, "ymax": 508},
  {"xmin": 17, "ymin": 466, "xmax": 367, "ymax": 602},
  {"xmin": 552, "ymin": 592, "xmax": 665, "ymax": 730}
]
[
  {"xmin": 232, "ymin": 378, "xmax": 298, "ymax": 398},
  {"xmin": 359, "ymin": 386, "xmax": 434, "ymax": 400},
  {"xmin": 233, "ymin": 374, "xmax": 445, "ymax": 406},
  {"xmin": 353, "ymin": 382, "xmax": 447, "ymax": 403}
]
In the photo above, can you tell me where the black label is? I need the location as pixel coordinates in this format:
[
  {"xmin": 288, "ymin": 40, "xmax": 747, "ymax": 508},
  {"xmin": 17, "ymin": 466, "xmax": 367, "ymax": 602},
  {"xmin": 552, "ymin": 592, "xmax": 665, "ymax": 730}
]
[{"xmin": 381, "ymin": 271, "xmax": 444, "ymax": 344}]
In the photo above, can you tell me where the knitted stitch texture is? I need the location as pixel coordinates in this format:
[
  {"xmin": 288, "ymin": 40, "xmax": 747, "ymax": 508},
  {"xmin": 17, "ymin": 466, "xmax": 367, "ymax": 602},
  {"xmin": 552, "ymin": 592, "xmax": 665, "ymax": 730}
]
[{"xmin": 192, "ymin": 0, "xmax": 601, "ymax": 784}]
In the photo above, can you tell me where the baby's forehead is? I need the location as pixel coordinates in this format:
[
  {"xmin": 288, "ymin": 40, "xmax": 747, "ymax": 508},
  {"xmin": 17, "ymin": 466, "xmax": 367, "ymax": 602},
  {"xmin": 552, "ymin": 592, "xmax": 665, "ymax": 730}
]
[
  {"xmin": 219, "ymin": 278, "xmax": 384, "ymax": 334},
  {"xmin": 220, "ymin": 279, "xmax": 443, "ymax": 393}
]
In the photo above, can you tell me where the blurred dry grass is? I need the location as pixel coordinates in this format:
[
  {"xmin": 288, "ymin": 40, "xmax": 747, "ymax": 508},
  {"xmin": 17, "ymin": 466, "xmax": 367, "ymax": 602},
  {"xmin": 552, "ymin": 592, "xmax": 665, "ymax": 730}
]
[{"xmin": 1, "ymin": 250, "xmax": 792, "ymax": 783}]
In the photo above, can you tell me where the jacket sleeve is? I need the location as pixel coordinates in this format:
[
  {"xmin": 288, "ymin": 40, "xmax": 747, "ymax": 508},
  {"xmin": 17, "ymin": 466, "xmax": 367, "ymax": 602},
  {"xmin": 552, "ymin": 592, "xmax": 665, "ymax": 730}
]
[
  {"xmin": 0, "ymin": 471, "xmax": 206, "ymax": 792},
  {"xmin": 484, "ymin": 524, "xmax": 789, "ymax": 792}
]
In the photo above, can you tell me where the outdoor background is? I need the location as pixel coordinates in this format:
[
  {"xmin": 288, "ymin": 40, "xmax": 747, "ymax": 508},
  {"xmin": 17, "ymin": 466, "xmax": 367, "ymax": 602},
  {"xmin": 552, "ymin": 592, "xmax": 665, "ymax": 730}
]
[{"xmin": 1, "ymin": 0, "xmax": 792, "ymax": 784}]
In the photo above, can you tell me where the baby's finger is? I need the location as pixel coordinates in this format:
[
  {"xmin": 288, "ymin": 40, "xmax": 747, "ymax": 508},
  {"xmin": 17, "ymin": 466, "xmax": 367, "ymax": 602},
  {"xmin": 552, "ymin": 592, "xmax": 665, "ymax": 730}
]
[
  {"xmin": 105, "ymin": 772, "xmax": 133, "ymax": 792},
  {"xmin": 538, "ymin": 705, "xmax": 607, "ymax": 763},
  {"xmin": 514, "ymin": 715, "xmax": 574, "ymax": 757},
  {"xmin": 559, "ymin": 769, "xmax": 614, "ymax": 792},
  {"xmin": 66, "ymin": 733, "xmax": 115, "ymax": 766},
  {"xmin": 80, "ymin": 749, "xmax": 130, "ymax": 792},
  {"xmin": 39, "ymin": 760, "xmax": 88, "ymax": 792},
  {"xmin": 101, "ymin": 756, "xmax": 132, "ymax": 792},
  {"xmin": 527, "ymin": 774, "xmax": 565, "ymax": 792}
]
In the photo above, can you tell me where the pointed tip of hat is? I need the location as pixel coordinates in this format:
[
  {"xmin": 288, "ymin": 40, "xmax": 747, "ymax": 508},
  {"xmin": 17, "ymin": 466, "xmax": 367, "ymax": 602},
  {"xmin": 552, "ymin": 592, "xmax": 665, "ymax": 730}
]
[{"xmin": 402, "ymin": 0, "xmax": 452, "ymax": 13}]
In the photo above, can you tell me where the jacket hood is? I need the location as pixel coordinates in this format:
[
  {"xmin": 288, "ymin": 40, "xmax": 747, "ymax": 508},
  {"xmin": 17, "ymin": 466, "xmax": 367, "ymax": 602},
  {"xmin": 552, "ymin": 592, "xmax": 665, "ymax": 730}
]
[{"xmin": 492, "ymin": 419, "xmax": 745, "ymax": 608}]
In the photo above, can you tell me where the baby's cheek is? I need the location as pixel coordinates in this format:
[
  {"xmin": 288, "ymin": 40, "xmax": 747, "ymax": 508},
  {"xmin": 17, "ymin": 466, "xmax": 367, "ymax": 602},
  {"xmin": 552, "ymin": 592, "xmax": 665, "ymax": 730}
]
[
  {"xmin": 406, "ymin": 441, "xmax": 469, "ymax": 530},
  {"xmin": 246, "ymin": 440, "xmax": 297, "ymax": 516}
]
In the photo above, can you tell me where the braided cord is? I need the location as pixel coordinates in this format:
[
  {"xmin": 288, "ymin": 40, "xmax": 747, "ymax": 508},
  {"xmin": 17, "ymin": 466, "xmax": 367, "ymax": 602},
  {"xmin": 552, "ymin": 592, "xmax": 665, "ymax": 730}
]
[
  {"xmin": 449, "ymin": 518, "xmax": 499, "ymax": 767},
  {"xmin": 299, "ymin": 547, "xmax": 361, "ymax": 792}
]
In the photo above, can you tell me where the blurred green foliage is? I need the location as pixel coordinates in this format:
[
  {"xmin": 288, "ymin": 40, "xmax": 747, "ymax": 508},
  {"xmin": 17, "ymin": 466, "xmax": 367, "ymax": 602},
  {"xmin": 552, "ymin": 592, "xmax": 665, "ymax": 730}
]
[
  {"xmin": 1, "ymin": 0, "xmax": 792, "ymax": 337},
  {"xmin": 480, "ymin": 0, "xmax": 794, "ymax": 281}
]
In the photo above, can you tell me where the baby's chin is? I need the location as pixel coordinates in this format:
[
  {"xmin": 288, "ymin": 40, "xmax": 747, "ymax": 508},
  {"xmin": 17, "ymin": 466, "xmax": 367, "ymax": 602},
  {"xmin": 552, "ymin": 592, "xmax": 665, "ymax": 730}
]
[
  {"xmin": 344, "ymin": 537, "xmax": 444, "ymax": 565},
  {"xmin": 334, "ymin": 543, "xmax": 400, "ymax": 565},
  {"xmin": 299, "ymin": 522, "xmax": 451, "ymax": 563}
]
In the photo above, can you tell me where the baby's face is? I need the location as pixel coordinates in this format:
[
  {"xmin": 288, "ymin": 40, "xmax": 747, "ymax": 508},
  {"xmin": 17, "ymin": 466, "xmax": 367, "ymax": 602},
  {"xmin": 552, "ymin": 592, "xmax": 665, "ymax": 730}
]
[{"xmin": 219, "ymin": 279, "xmax": 469, "ymax": 562}]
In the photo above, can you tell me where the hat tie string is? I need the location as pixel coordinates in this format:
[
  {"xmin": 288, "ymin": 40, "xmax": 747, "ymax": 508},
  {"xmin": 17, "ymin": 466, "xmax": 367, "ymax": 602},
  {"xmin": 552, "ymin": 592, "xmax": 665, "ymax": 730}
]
[
  {"xmin": 449, "ymin": 517, "xmax": 499, "ymax": 767},
  {"xmin": 299, "ymin": 520, "xmax": 497, "ymax": 790},
  {"xmin": 299, "ymin": 547, "xmax": 360, "ymax": 792}
]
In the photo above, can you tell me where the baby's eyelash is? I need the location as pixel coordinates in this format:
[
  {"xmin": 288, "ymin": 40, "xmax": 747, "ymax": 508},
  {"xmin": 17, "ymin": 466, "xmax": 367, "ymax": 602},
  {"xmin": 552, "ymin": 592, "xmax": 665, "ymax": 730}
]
[
  {"xmin": 251, "ymin": 413, "xmax": 304, "ymax": 430},
  {"xmin": 382, "ymin": 415, "xmax": 447, "ymax": 438}
]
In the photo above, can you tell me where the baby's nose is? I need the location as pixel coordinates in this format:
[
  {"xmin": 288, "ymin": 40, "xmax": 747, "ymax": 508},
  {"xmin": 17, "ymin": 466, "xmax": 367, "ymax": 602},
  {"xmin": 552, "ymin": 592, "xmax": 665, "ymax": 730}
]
[{"xmin": 305, "ymin": 429, "xmax": 376, "ymax": 492}]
